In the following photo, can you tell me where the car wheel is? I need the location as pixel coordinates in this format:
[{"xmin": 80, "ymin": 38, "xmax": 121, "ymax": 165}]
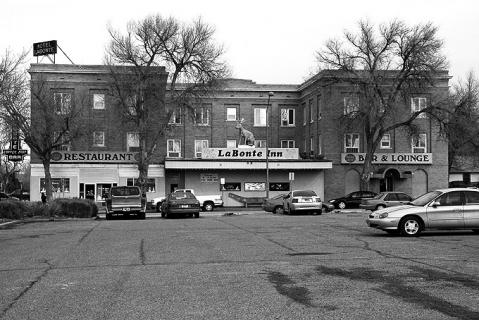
[
  {"xmin": 194, "ymin": 212, "xmax": 200, "ymax": 218},
  {"xmin": 203, "ymin": 202, "xmax": 214, "ymax": 212},
  {"xmin": 273, "ymin": 206, "xmax": 284, "ymax": 214},
  {"xmin": 399, "ymin": 216, "xmax": 422, "ymax": 237},
  {"xmin": 106, "ymin": 213, "xmax": 112, "ymax": 220},
  {"xmin": 376, "ymin": 204, "xmax": 386, "ymax": 211},
  {"xmin": 338, "ymin": 202, "xmax": 346, "ymax": 210},
  {"xmin": 156, "ymin": 203, "xmax": 161, "ymax": 212}
]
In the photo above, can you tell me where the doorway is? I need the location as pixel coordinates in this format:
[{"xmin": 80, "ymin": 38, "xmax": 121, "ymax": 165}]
[
  {"xmin": 380, "ymin": 169, "xmax": 400, "ymax": 192},
  {"xmin": 85, "ymin": 184, "xmax": 95, "ymax": 201}
]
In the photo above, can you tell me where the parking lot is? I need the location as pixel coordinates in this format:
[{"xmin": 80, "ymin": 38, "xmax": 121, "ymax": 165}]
[{"xmin": 1, "ymin": 210, "xmax": 478, "ymax": 320}]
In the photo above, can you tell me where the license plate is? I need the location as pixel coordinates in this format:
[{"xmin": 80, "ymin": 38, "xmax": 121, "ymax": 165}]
[
  {"xmin": 181, "ymin": 205, "xmax": 189, "ymax": 208},
  {"xmin": 301, "ymin": 198, "xmax": 312, "ymax": 202},
  {"xmin": 122, "ymin": 208, "xmax": 130, "ymax": 211}
]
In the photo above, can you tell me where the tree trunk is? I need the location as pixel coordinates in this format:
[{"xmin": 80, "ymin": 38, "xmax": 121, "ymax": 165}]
[{"xmin": 41, "ymin": 157, "xmax": 52, "ymax": 202}]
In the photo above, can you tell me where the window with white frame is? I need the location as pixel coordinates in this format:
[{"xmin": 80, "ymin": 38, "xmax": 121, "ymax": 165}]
[
  {"xmin": 167, "ymin": 139, "xmax": 181, "ymax": 158},
  {"xmin": 344, "ymin": 96, "xmax": 359, "ymax": 115},
  {"xmin": 411, "ymin": 133, "xmax": 427, "ymax": 153},
  {"xmin": 195, "ymin": 140, "xmax": 209, "ymax": 158},
  {"xmin": 380, "ymin": 134, "xmax": 391, "ymax": 149},
  {"xmin": 194, "ymin": 105, "xmax": 210, "ymax": 125},
  {"xmin": 226, "ymin": 106, "xmax": 237, "ymax": 121},
  {"xmin": 254, "ymin": 140, "xmax": 266, "ymax": 148},
  {"xmin": 93, "ymin": 93, "xmax": 105, "ymax": 110},
  {"xmin": 93, "ymin": 131, "xmax": 105, "ymax": 147},
  {"xmin": 411, "ymin": 97, "xmax": 427, "ymax": 118},
  {"xmin": 344, "ymin": 133, "xmax": 360, "ymax": 153},
  {"xmin": 309, "ymin": 100, "xmax": 314, "ymax": 123},
  {"xmin": 127, "ymin": 132, "xmax": 140, "ymax": 152},
  {"xmin": 53, "ymin": 92, "xmax": 72, "ymax": 115},
  {"xmin": 169, "ymin": 108, "xmax": 182, "ymax": 124},
  {"xmin": 226, "ymin": 140, "xmax": 237, "ymax": 148},
  {"xmin": 53, "ymin": 131, "xmax": 70, "ymax": 151},
  {"xmin": 254, "ymin": 107, "xmax": 267, "ymax": 126},
  {"xmin": 281, "ymin": 140, "xmax": 295, "ymax": 148},
  {"xmin": 280, "ymin": 108, "xmax": 295, "ymax": 126}
]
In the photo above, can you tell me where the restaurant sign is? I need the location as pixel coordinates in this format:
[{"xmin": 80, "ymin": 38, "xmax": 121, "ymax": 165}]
[
  {"xmin": 341, "ymin": 153, "xmax": 433, "ymax": 164},
  {"xmin": 51, "ymin": 151, "xmax": 139, "ymax": 163},
  {"xmin": 202, "ymin": 148, "xmax": 299, "ymax": 160}
]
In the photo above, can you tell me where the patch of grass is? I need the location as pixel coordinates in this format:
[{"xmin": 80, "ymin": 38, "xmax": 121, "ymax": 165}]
[{"xmin": 0, "ymin": 199, "xmax": 98, "ymax": 220}]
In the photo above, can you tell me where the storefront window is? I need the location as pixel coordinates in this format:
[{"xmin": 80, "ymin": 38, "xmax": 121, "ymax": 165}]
[
  {"xmin": 245, "ymin": 182, "xmax": 265, "ymax": 191},
  {"xmin": 269, "ymin": 182, "xmax": 290, "ymax": 191},
  {"xmin": 40, "ymin": 178, "xmax": 70, "ymax": 193},
  {"xmin": 126, "ymin": 178, "xmax": 156, "ymax": 192},
  {"xmin": 221, "ymin": 183, "xmax": 241, "ymax": 191}
]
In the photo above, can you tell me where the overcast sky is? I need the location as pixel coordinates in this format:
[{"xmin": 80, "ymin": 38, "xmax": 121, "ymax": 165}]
[{"xmin": 2, "ymin": 0, "xmax": 478, "ymax": 84}]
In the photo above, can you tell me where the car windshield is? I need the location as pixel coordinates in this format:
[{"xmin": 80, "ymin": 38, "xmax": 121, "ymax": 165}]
[
  {"xmin": 372, "ymin": 192, "xmax": 386, "ymax": 199},
  {"xmin": 170, "ymin": 192, "xmax": 196, "ymax": 200},
  {"xmin": 111, "ymin": 187, "xmax": 139, "ymax": 196},
  {"xmin": 293, "ymin": 190, "xmax": 317, "ymax": 197},
  {"xmin": 410, "ymin": 191, "xmax": 442, "ymax": 206}
]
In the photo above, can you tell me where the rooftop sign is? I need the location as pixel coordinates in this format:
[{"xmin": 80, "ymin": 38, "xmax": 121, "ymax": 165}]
[{"xmin": 33, "ymin": 40, "xmax": 57, "ymax": 56}]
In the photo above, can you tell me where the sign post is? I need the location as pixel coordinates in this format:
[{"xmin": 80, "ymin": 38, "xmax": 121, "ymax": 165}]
[
  {"xmin": 2, "ymin": 129, "xmax": 28, "ymax": 162},
  {"xmin": 288, "ymin": 172, "xmax": 294, "ymax": 191}
]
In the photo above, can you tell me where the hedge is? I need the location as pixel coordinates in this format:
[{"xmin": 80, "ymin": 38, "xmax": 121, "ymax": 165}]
[{"xmin": 0, "ymin": 198, "xmax": 98, "ymax": 220}]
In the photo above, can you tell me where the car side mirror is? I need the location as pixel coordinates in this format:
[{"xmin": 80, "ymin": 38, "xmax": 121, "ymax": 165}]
[{"xmin": 431, "ymin": 201, "xmax": 441, "ymax": 208}]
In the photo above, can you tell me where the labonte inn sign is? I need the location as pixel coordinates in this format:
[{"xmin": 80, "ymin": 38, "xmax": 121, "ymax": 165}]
[{"xmin": 202, "ymin": 148, "xmax": 299, "ymax": 160}]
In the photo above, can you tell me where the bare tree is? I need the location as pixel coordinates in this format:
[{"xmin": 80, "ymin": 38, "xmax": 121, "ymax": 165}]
[
  {"xmin": 316, "ymin": 19, "xmax": 449, "ymax": 189},
  {"xmin": 106, "ymin": 14, "xmax": 230, "ymax": 194},
  {"xmin": 0, "ymin": 51, "xmax": 85, "ymax": 201},
  {"xmin": 446, "ymin": 72, "xmax": 479, "ymax": 170}
]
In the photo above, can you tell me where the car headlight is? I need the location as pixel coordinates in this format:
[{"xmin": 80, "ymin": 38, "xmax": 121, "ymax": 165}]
[{"xmin": 378, "ymin": 212, "xmax": 388, "ymax": 219}]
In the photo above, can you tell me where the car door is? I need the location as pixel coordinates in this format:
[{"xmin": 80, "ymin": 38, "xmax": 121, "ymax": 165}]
[
  {"xmin": 463, "ymin": 191, "xmax": 479, "ymax": 228},
  {"xmin": 383, "ymin": 193, "xmax": 400, "ymax": 207},
  {"xmin": 426, "ymin": 191, "xmax": 464, "ymax": 229},
  {"xmin": 349, "ymin": 192, "xmax": 363, "ymax": 208}
]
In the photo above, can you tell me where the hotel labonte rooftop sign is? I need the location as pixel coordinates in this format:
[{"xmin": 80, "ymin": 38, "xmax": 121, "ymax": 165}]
[
  {"xmin": 51, "ymin": 151, "xmax": 139, "ymax": 163},
  {"xmin": 341, "ymin": 153, "xmax": 433, "ymax": 164},
  {"xmin": 202, "ymin": 148, "xmax": 299, "ymax": 160}
]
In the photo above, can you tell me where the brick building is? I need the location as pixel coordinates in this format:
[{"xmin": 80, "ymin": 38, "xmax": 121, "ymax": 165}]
[{"xmin": 28, "ymin": 64, "xmax": 449, "ymax": 205}]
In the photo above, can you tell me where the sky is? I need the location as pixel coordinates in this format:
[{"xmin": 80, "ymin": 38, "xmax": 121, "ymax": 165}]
[{"xmin": 1, "ymin": 0, "xmax": 478, "ymax": 85}]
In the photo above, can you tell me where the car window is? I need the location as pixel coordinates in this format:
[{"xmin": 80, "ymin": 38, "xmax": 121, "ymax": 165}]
[
  {"xmin": 384, "ymin": 193, "xmax": 398, "ymax": 201},
  {"xmin": 372, "ymin": 193, "xmax": 385, "ymax": 199},
  {"xmin": 465, "ymin": 191, "xmax": 479, "ymax": 204},
  {"xmin": 350, "ymin": 192, "xmax": 361, "ymax": 198},
  {"xmin": 436, "ymin": 191, "xmax": 463, "ymax": 206},
  {"xmin": 111, "ymin": 187, "xmax": 140, "ymax": 196},
  {"xmin": 397, "ymin": 193, "xmax": 411, "ymax": 201},
  {"xmin": 170, "ymin": 192, "xmax": 196, "ymax": 200},
  {"xmin": 293, "ymin": 190, "xmax": 317, "ymax": 197}
]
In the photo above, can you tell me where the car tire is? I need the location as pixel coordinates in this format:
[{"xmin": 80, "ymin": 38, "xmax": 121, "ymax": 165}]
[
  {"xmin": 106, "ymin": 212, "xmax": 112, "ymax": 220},
  {"xmin": 203, "ymin": 202, "xmax": 214, "ymax": 212},
  {"xmin": 156, "ymin": 203, "xmax": 161, "ymax": 213},
  {"xmin": 273, "ymin": 206, "xmax": 283, "ymax": 214},
  {"xmin": 399, "ymin": 216, "xmax": 422, "ymax": 237},
  {"xmin": 376, "ymin": 204, "xmax": 386, "ymax": 211},
  {"xmin": 338, "ymin": 201, "xmax": 346, "ymax": 210},
  {"xmin": 194, "ymin": 212, "xmax": 200, "ymax": 218}
]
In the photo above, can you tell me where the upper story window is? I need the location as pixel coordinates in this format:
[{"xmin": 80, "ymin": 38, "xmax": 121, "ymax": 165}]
[
  {"xmin": 93, "ymin": 93, "xmax": 105, "ymax": 110},
  {"xmin": 167, "ymin": 139, "xmax": 181, "ymax": 158},
  {"xmin": 281, "ymin": 108, "xmax": 295, "ymax": 127},
  {"xmin": 380, "ymin": 134, "xmax": 391, "ymax": 149},
  {"xmin": 344, "ymin": 96, "xmax": 359, "ymax": 115},
  {"xmin": 254, "ymin": 107, "xmax": 267, "ymax": 126},
  {"xmin": 318, "ymin": 134, "xmax": 322, "ymax": 154},
  {"xmin": 53, "ymin": 131, "xmax": 70, "ymax": 151},
  {"xmin": 53, "ymin": 92, "xmax": 72, "ymax": 115},
  {"xmin": 254, "ymin": 140, "xmax": 266, "ymax": 148},
  {"xmin": 411, "ymin": 133, "xmax": 427, "ymax": 153},
  {"xmin": 317, "ymin": 95, "xmax": 322, "ymax": 120},
  {"xmin": 127, "ymin": 132, "xmax": 140, "ymax": 152},
  {"xmin": 195, "ymin": 140, "xmax": 209, "ymax": 158},
  {"xmin": 195, "ymin": 105, "xmax": 210, "ymax": 126},
  {"xmin": 344, "ymin": 133, "xmax": 360, "ymax": 153},
  {"xmin": 169, "ymin": 108, "xmax": 182, "ymax": 125},
  {"xmin": 281, "ymin": 140, "xmax": 295, "ymax": 148},
  {"xmin": 93, "ymin": 131, "xmax": 105, "ymax": 147},
  {"xmin": 126, "ymin": 95, "xmax": 137, "ymax": 116},
  {"xmin": 411, "ymin": 97, "xmax": 427, "ymax": 118},
  {"xmin": 226, "ymin": 106, "xmax": 237, "ymax": 121},
  {"xmin": 310, "ymin": 137, "xmax": 314, "ymax": 155},
  {"xmin": 309, "ymin": 99, "xmax": 314, "ymax": 123},
  {"xmin": 227, "ymin": 140, "xmax": 237, "ymax": 148}
]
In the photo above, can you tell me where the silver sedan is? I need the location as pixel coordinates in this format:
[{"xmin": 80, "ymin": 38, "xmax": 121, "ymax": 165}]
[{"xmin": 366, "ymin": 188, "xmax": 479, "ymax": 236}]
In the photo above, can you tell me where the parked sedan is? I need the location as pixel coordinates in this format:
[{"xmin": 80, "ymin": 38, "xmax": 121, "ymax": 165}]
[
  {"xmin": 366, "ymin": 188, "xmax": 479, "ymax": 236},
  {"xmin": 329, "ymin": 191, "xmax": 377, "ymax": 209},
  {"xmin": 360, "ymin": 192, "xmax": 412, "ymax": 211},
  {"xmin": 161, "ymin": 192, "xmax": 200, "ymax": 218},
  {"xmin": 283, "ymin": 190, "xmax": 322, "ymax": 215}
]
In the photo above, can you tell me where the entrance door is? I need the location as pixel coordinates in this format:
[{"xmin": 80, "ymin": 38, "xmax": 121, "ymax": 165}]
[
  {"xmin": 85, "ymin": 184, "xmax": 95, "ymax": 201},
  {"xmin": 380, "ymin": 169, "xmax": 399, "ymax": 192}
]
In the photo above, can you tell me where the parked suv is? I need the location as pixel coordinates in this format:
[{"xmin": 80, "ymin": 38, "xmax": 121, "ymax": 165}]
[
  {"xmin": 283, "ymin": 190, "xmax": 322, "ymax": 215},
  {"xmin": 105, "ymin": 186, "xmax": 146, "ymax": 220}
]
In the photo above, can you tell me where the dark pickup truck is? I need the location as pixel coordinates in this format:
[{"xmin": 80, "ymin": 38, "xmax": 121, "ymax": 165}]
[{"xmin": 105, "ymin": 186, "xmax": 146, "ymax": 220}]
